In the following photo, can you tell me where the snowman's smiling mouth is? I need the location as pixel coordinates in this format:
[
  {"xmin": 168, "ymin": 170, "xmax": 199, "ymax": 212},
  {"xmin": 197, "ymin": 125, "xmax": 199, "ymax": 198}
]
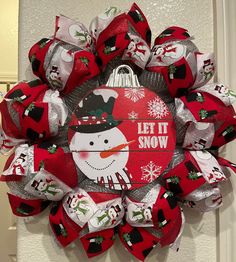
[{"xmin": 85, "ymin": 160, "xmax": 115, "ymax": 170}]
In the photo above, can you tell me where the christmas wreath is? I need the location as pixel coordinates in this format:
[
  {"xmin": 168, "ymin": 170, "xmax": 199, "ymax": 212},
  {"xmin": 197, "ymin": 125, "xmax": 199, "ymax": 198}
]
[{"xmin": 1, "ymin": 3, "xmax": 236, "ymax": 261}]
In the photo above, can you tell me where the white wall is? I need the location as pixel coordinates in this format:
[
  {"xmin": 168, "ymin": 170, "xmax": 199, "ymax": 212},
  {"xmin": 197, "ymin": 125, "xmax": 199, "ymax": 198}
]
[{"xmin": 18, "ymin": 1, "xmax": 216, "ymax": 261}]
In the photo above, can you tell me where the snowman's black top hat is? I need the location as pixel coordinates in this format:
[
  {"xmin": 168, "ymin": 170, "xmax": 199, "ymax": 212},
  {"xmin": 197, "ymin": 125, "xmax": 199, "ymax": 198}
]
[
  {"xmin": 66, "ymin": 195, "xmax": 77, "ymax": 208},
  {"xmin": 110, "ymin": 204, "xmax": 121, "ymax": 214},
  {"xmin": 70, "ymin": 89, "xmax": 121, "ymax": 133},
  {"xmin": 194, "ymin": 138, "xmax": 206, "ymax": 148},
  {"xmin": 18, "ymin": 153, "xmax": 26, "ymax": 161},
  {"xmin": 31, "ymin": 179, "xmax": 43, "ymax": 190}
]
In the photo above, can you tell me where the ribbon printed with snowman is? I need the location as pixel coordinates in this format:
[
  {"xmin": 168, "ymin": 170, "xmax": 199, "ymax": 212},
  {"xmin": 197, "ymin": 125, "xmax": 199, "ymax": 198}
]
[{"xmin": 1, "ymin": 3, "xmax": 236, "ymax": 261}]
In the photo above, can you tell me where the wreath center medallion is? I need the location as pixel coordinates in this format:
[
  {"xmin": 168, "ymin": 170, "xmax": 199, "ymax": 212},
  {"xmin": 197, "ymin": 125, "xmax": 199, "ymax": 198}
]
[{"xmin": 68, "ymin": 86, "xmax": 176, "ymax": 190}]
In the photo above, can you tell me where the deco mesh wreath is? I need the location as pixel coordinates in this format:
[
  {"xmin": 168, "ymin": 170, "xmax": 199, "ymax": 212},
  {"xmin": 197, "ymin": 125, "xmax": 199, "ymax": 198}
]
[{"xmin": 1, "ymin": 3, "xmax": 236, "ymax": 261}]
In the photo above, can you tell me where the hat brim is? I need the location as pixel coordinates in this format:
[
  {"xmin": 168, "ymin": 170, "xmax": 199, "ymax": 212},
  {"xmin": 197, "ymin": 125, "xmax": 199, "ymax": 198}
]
[{"xmin": 69, "ymin": 121, "xmax": 122, "ymax": 133}]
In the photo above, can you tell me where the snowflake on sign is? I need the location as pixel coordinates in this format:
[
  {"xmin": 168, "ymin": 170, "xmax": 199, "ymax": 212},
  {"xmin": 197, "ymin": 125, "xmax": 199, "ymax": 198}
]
[
  {"xmin": 141, "ymin": 161, "xmax": 162, "ymax": 183},
  {"xmin": 124, "ymin": 88, "xmax": 145, "ymax": 102},
  {"xmin": 147, "ymin": 97, "xmax": 169, "ymax": 119},
  {"xmin": 128, "ymin": 111, "xmax": 138, "ymax": 122}
]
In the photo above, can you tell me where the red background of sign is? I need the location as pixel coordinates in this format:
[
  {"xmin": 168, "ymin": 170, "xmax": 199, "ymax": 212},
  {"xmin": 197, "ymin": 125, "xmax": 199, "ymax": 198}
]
[{"xmin": 68, "ymin": 86, "xmax": 176, "ymax": 190}]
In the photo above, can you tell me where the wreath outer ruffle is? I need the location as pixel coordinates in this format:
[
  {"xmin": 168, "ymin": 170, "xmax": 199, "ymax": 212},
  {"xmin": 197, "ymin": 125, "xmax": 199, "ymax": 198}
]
[{"xmin": 0, "ymin": 3, "xmax": 236, "ymax": 261}]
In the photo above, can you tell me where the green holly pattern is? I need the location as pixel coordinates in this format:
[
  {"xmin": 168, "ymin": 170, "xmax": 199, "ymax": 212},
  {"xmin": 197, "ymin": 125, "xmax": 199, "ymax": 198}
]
[
  {"xmin": 89, "ymin": 107, "xmax": 118, "ymax": 126},
  {"xmin": 188, "ymin": 170, "xmax": 200, "ymax": 180},
  {"xmin": 204, "ymin": 71, "xmax": 213, "ymax": 81},
  {"xmin": 196, "ymin": 95, "xmax": 204, "ymax": 103},
  {"xmin": 80, "ymin": 57, "xmax": 89, "ymax": 67},
  {"xmin": 168, "ymin": 64, "xmax": 176, "ymax": 75},
  {"xmin": 30, "ymin": 53, "xmax": 36, "ymax": 63},
  {"xmin": 199, "ymin": 109, "xmax": 208, "ymax": 119},
  {"xmin": 165, "ymin": 191, "xmax": 174, "ymax": 197},
  {"xmin": 168, "ymin": 176, "xmax": 180, "ymax": 184},
  {"xmin": 41, "ymin": 184, "xmax": 58, "ymax": 196},
  {"xmin": 106, "ymin": 114, "xmax": 119, "ymax": 126},
  {"xmin": 224, "ymin": 125, "xmax": 234, "ymax": 134},
  {"xmin": 137, "ymin": 12, "xmax": 144, "ymax": 22},
  {"xmin": 39, "ymin": 40, "xmax": 48, "ymax": 49},
  {"xmin": 94, "ymin": 236, "xmax": 104, "ymax": 244},
  {"xmin": 75, "ymin": 31, "xmax": 88, "ymax": 43},
  {"xmin": 123, "ymin": 233, "xmax": 131, "ymax": 243},
  {"xmin": 60, "ymin": 224, "xmax": 68, "ymax": 237},
  {"xmin": 48, "ymin": 145, "xmax": 57, "ymax": 154},
  {"xmin": 104, "ymin": 46, "xmax": 113, "ymax": 55},
  {"xmin": 39, "ymin": 160, "xmax": 45, "ymax": 170},
  {"xmin": 158, "ymin": 221, "xmax": 165, "ymax": 228},
  {"xmin": 27, "ymin": 103, "xmax": 35, "ymax": 112}
]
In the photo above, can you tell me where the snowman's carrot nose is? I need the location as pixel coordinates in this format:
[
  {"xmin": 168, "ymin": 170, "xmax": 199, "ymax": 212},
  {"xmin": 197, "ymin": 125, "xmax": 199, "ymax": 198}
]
[{"xmin": 100, "ymin": 140, "xmax": 135, "ymax": 159}]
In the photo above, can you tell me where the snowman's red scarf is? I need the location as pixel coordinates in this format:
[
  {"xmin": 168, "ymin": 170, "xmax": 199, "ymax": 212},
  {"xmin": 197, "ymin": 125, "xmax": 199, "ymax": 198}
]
[{"xmin": 96, "ymin": 167, "xmax": 132, "ymax": 190}]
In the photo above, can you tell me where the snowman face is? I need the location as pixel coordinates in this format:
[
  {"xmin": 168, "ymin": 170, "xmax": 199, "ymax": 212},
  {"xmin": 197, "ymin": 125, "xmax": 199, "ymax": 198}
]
[
  {"xmin": 128, "ymin": 41, "xmax": 136, "ymax": 52},
  {"xmin": 86, "ymin": 34, "xmax": 92, "ymax": 45},
  {"xmin": 216, "ymin": 85, "xmax": 228, "ymax": 94},
  {"xmin": 212, "ymin": 168, "xmax": 223, "ymax": 179},
  {"xmin": 152, "ymin": 43, "xmax": 185, "ymax": 65},
  {"xmin": 69, "ymin": 197, "xmax": 79, "ymax": 209},
  {"xmin": 152, "ymin": 46, "xmax": 164, "ymax": 57},
  {"xmin": 108, "ymin": 207, "xmax": 117, "ymax": 219},
  {"xmin": 36, "ymin": 181, "xmax": 47, "ymax": 191},
  {"xmin": 143, "ymin": 208, "xmax": 152, "ymax": 221},
  {"xmin": 221, "ymin": 86, "xmax": 228, "ymax": 94},
  {"xmin": 164, "ymin": 44, "xmax": 184, "ymax": 59},
  {"xmin": 204, "ymin": 64, "xmax": 213, "ymax": 73},
  {"xmin": 70, "ymin": 127, "xmax": 129, "ymax": 181},
  {"xmin": 15, "ymin": 158, "xmax": 24, "ymax": 165},
  {"xmin": 50, "ymin": 71, "xmax": 59, "ymax": 81}
]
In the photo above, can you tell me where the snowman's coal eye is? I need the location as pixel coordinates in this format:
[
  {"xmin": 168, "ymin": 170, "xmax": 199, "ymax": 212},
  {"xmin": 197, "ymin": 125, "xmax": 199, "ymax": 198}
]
[
  {"xmin": 104, "ymin": 139, "xmax": 108, "ymax": 144},
  {"xmin": 89, "ymin": 141, "xmax": 94, "ymax": 146}
]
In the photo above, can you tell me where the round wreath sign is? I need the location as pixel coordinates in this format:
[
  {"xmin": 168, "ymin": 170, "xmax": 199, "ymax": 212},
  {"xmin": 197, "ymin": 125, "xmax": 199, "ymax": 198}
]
[{"xmin": 0, "ymin": 3, "xmax": 236, "ymax": 261}]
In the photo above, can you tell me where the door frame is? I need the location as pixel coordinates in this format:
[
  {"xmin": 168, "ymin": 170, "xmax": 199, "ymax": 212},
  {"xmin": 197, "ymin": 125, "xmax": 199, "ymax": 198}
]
[{"xmin": 214, "ymin": 1, "xmax": 236, "ymax": 261}]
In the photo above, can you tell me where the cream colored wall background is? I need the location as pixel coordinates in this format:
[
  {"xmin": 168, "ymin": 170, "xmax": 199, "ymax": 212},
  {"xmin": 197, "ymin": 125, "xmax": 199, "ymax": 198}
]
[
  {"xmin": 0, "ymin": 0, "xmax": 18, "ymax": 171},
  {"xmin": 18, "ymin": 1, "xmax": 216, "ymax": 261},
  {"xmin": 0, "ymin": 2, "xmax": 18, "ymax": 260},
  {"xmin": 0, "ymin": 0, "xmax": 18, "ymax": 80}
]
